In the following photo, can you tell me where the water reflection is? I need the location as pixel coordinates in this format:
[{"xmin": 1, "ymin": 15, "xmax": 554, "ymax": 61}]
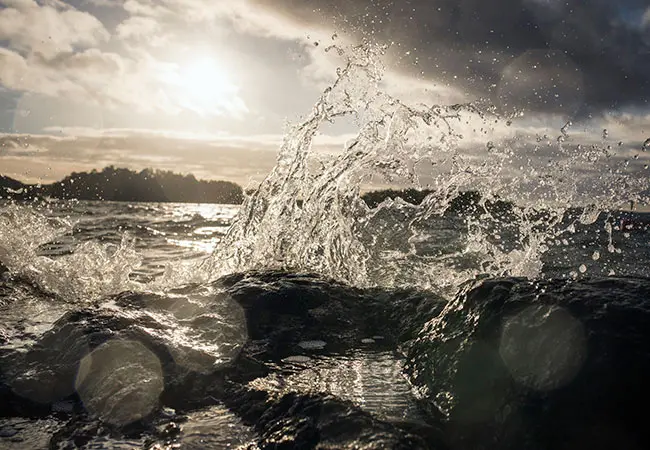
[{"xmin": 249, "ymin": 350, "xmax": 422, "ymax": 421}]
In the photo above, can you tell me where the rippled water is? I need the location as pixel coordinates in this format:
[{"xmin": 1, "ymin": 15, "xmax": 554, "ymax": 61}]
[{"xmin": 35, "ymin": 201, "xmax": 238, "ymax": 282}]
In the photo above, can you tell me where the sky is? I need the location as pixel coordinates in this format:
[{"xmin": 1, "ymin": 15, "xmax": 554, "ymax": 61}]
[{"xmin": 0, "ymin": 0, "xmax": 649, "ymax": 190}]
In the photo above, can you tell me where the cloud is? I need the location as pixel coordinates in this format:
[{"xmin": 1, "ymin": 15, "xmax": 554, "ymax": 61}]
[
  {"xmin": 0, "ymin": 1, "xmax": 249, "ymax": 117},
  {"xmin": 0, "ymin": 133, "xmax": 51, "ymax": 157},
  {"xmin": 115, "ymin": 0, "xmax": 648, "ymax": 118},
  {"xmin": 0, "ymin": 0, "xmax": 109, "ymax": 59},
  {"xmin": 119, "ymin": 0, "xmax": 315, "ymax": 40},
  {"xmin": 0, "ymin": 129, "xmax": 280, "ymax": 184},
  {"xmin": 116, "ymin": 15, "xmax": 160, "ymax": 42},
  {"xmin": 0, "ymin": 47, "xmax": 86, "ymax": 98},
  {"xmin": 82, "ymin": 0, "xmax": 123, "ymax": 8},
  {"xmin": 240, "ymin": 0, "xmax": 650, "ymax": 116},
  {"xmin": 0, "ymin": 47, "xmax": 164, "ymax": 112}
]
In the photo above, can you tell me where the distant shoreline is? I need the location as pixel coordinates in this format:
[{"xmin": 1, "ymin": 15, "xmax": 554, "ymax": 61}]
[
  {"xmin": 1, "ymin": 167, "xmax": 244, "ymax": 205},
  {"xmin": 2, "ymin": 171, "xmax": 647, "ymax": 216}
]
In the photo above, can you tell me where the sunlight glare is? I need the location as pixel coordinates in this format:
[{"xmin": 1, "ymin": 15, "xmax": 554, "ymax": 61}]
[{"xmin": 168, "ymin": 55, "xmax": 247, "ymax": 117}]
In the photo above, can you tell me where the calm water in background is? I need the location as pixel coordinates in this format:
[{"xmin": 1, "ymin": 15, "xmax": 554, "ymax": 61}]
[{"xmin": 30, "ymin": 200, "xmax": 241, "ymax": 283}]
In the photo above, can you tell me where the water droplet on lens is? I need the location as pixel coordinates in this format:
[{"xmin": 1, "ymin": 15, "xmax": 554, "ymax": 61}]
[
  {"xmin": 579, "ymin": 264, "xmax": 587, "ymax": 273},
  {"xmin": 642, "ymin": 138, "xmax": 650, "ymax": 151}
]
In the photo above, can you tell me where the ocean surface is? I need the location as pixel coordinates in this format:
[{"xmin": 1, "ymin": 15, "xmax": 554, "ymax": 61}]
[{"xmin": 1, "ymin": 199, "xmax": 649, "ymax": 449}]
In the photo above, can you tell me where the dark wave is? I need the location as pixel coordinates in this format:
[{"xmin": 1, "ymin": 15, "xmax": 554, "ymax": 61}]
[{"xmin": 1, "ymin": 271, "xmax": 649, "ymax": 449}]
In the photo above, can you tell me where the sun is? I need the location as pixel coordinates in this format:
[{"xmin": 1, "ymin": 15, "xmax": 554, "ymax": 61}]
[
  {"xmin": 167, "ymin": 55, "xmax": 246, "ymax": 116},
  {"xmin": 180, "ymin": 58, "xmax": 231, "ymax": 99}
]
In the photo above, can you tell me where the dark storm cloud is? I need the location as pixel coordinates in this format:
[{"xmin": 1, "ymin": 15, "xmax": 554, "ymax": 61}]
[{"xmin": 251, "ymin": 0, "xmax": 650, "ymax": 115}]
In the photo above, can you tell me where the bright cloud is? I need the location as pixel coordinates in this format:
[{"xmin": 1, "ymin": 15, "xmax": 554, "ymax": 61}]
[{"xmin": 0, "ymin": 0, "xmax": 109, "ymax": 59}]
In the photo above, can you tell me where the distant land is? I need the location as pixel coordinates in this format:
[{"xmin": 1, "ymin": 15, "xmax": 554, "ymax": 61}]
[
  {"xmin": 360, "ymin": 188, "xmax": 515, "ymax": 216},
  {"xmin": 1, "ymin": 169, "xmax": 509, "ymax": 211},
  {"xmin": 2, "ymin": 170, "xmax": 644, "ymax": 218},
  {"xmin": 0, "ymin": 166, "xmax": 244, "ymax": 204}
]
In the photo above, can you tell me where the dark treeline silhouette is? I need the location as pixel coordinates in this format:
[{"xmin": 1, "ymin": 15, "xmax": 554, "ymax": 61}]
[
  {"xmin": 361, "ymin": 188, "xmax": 514, "ymax": 215},
  {"xmin": 0, "ymin": 167, "xmax": 244, "ymax": 204}
]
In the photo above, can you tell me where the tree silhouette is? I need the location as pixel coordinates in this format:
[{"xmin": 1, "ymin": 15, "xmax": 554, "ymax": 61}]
[{"xmin": 1, "ymin": 167, "xmax": 244, "ymax": 204}]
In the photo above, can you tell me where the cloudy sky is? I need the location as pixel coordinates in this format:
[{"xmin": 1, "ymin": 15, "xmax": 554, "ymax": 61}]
[{"xmin": 0, "ymin": 0, "xmax": 649, "ymax": 189}]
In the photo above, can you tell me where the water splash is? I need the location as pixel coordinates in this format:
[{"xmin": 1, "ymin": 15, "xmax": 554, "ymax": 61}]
[
  {"xmin": 177, "ymin": 44, "xmax": 647, "ymax": 293},
  {"xmin": 3, "ymin": 44, "xmax": 650, "ymax": 298},
  {"xmin": 0, "ymin": 204, "xmax": 142, "ymax": 302},
  {"xmin": 182, "ymin": 45, "xmax": 515, "ymax": 290}
]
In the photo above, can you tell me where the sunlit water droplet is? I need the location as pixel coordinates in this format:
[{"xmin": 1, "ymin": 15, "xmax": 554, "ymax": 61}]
[{"xmin": 642, "ymin": 138, "xmax": 650, "ymax": 151}]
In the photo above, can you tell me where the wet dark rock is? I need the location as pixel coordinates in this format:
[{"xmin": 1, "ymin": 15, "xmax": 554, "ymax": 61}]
[
  {"xmin": 406, "ymin": 276, "xmax": 650, "ymax": 450},
  {"xmin": 8, "ymin": 270, "xmax": 650, "ymax": 449},
  {"xmin": 222, "ymin": 385, "xmax": 446, "ymax": 450},
  {"xmin": 216, "ymin": 271, "xmax": 448, "ymax": 448},
  {"xmin": 1, "ymin": 307, "xmax": 233, "ymax": 413},
  {"xmin": 221, "ymin": 270, "xmax": 445, "ymax": 365},
  {"xmin": 0, "ymin": 270, "xmax": 446, "ymax": 447},
  {"xmin": 0, "ymin": 417, "xmax": 65, "ymax": 449}
]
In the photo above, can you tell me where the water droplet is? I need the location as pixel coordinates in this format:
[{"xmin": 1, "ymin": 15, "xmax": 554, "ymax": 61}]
[
  {"xmin": 578, "ymin": 264, "xmax": 587, "ymax": 273},
  {"xmin": 642, "ymin": 138, "xmax": 650, "ymax": 151},
  {"xmin": 592, "ymin": 251, "xmax": 600, "ymax": 261},
  {"xmin": 560, "ymin": 121, "xmax": 572, "ymax": 135},
  {"xmin": 602, "ymin": 129, "xmax": 608, "ymax": 139}
]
